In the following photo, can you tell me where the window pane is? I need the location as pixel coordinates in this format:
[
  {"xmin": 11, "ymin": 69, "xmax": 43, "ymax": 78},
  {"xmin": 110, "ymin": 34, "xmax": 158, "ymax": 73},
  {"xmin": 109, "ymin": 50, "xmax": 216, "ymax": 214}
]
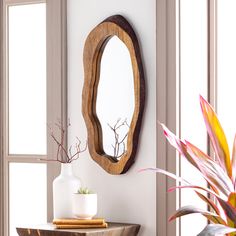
[
  {"xmin": 8, "ymin": 3, "xmax": 46, "ymax": 155},
  {"xmin": 180, "ymin": 0, "xmax": 208, "ymax": 235},
  {"xmin": 9, "ymin": 163, "xmax": 47, "ymax": 236},
  {"xmin": 217, "ymin": 0, "xmax": 236, "ymax": 150}
]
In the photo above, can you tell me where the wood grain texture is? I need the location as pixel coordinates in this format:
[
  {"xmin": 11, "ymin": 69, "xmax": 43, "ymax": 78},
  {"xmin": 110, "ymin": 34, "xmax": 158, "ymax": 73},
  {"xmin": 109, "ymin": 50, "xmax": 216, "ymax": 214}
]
[
  {"xmin": 16, "ymin": 222, "xmax": 140, "ymax": 236},
  {"xmin": 82, "ymin": 15, "xmax": 145, "ymax": 175}
]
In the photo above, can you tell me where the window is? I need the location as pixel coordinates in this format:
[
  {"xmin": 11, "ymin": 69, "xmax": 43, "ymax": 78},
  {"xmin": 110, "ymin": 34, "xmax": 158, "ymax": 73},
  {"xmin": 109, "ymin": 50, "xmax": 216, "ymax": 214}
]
[
  {"xmin": 0, "ymin": 1, "xmax": 67, "ymax": 235},
  {"xmin": 8, "ymin": 4, "xmax": 47, "ymax": 232},
  {"xmin": 179, "ymin": 1, "xmax": 208, "ymax": 235},
  {"xmin": 179, "ymin": 0, "xmax": 236, "ymax": 235},
  {"xmin": 157, "ymin": 0, "xmax": 235, "ymax": 235},
  {"xmin": 8, "ymin": 3, "xmax": 47, "ymax": 155},
  {"xmin": 217, "ymin": 0, "xmax": 236, "ymax": 148}
]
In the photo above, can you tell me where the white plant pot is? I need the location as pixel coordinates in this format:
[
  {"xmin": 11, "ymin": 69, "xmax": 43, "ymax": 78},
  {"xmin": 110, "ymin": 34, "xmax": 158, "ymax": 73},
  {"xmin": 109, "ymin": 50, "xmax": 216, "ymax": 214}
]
[
  {"xmin": 53, "ymin": 163, "xmax": 81, "ymax": 219},
  {"xmin": 72, "ymin": 193, "xmax": 97, "ymax": 219}
]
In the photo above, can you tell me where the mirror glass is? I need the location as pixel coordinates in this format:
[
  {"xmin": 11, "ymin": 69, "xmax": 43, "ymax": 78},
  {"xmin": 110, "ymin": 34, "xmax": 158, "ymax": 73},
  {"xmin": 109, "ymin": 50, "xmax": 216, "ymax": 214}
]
[{"xmin": 96, "ymin": 36, "xmax": 135, "ymax": 159}]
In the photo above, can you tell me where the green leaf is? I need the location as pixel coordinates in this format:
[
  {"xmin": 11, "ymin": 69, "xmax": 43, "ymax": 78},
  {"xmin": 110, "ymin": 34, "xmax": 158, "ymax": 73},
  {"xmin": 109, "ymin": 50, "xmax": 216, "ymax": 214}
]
[{"xmin": 78, "ymin": 187, "xmax": 93, "ymax": 194}]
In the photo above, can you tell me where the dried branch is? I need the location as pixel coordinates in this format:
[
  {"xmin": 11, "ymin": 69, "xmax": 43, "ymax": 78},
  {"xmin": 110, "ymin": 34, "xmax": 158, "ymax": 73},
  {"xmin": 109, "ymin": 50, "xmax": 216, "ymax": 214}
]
[
  {"xmin": 44, "ymin": 119, "xmax": 87, "ymax": 163},
  {"xmin": 69, "ymin": 140, "xmax": 88, "ymax": 162},
  {"xmin": 117, "ymin": 142, "xmax": 126, "ymax": 158},
  {"xmin": 107, "ymin": 118, "xmax": 130, "ymax": 159}
]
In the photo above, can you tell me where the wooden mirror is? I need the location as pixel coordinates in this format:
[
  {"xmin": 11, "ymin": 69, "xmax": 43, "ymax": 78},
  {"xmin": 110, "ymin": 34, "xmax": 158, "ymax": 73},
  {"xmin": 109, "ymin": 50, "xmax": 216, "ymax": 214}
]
[{"xmin": 82, "ymin": 15, "xmax": 145, "ymax": 174}]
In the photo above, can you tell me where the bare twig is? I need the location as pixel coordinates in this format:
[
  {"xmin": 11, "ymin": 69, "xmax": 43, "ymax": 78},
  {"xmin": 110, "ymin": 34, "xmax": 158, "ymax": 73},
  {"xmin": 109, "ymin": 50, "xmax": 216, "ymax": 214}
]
[
  {"xmin": 117, "ymin": 142, "xmax": 126, "ymax": 158},
  {"xmin": 45, "ymin": 120, "xmax": 87, "ymax": 163},
  {"xmin": 69, "ymin": 140, "xmax": 88, "ymax": 162},
  {"xmin": 107, "ymin": 118, "xmax": 130, "ymax": 159}
]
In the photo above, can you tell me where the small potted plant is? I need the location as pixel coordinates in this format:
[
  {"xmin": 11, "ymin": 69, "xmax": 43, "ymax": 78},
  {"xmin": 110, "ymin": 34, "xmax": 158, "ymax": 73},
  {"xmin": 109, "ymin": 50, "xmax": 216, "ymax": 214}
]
[{"xmin": 72, "ymin": 187, "xmax": 97, "ymax": 219}]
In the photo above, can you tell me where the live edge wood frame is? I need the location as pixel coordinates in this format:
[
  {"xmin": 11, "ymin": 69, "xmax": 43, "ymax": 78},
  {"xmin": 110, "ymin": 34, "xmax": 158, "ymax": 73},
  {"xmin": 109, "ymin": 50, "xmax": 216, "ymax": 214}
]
[{"xmin": 82, "ymin": 15, "xmax": 145, "ymax": 175}]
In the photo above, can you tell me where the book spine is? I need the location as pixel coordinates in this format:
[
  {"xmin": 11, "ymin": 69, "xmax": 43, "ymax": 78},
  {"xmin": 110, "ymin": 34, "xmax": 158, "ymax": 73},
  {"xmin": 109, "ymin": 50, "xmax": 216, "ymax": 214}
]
[
  {"xmin": 53, "ymin": 219, "xmax": 105, "ymax": 225},
  {"xmin": 55, "ymin": 223, "xmax": 108, "ymax": 229}
]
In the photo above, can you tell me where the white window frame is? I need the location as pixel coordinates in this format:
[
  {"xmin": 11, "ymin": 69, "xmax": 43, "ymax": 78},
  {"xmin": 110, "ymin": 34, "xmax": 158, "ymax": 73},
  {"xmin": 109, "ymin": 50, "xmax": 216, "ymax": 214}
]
[
  {"xmin": 157, "ymin": 0, "xmax": 217, "ymax": 235},
  {"xmin": 0, "ymin": 0, "xmax": 67, "ymax": 235},
  {"xmin": 157, "ymin": 0, "xmax": 178, "ymax": 235}
]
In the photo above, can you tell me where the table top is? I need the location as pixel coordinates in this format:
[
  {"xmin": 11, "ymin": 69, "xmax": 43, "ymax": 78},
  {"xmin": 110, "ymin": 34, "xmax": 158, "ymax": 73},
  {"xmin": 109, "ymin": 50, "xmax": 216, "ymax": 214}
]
[{"xmin": 16, "ymin": 222, "xmax": 141, "ymax": 236}]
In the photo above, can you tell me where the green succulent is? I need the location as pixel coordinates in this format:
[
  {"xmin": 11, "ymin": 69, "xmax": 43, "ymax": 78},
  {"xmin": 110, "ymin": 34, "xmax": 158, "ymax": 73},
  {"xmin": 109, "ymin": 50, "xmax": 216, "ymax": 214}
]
[{"xmin": 78, "ymin": 187, "xmax": 93, "ymax": 194}]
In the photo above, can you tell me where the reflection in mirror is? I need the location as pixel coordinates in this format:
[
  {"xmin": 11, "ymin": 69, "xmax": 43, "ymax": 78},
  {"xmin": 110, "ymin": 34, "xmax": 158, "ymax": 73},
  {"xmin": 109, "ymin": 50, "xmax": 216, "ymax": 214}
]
[{"xmin": 96, "ymin": 36, "xmax": 134, "ymax": 159}]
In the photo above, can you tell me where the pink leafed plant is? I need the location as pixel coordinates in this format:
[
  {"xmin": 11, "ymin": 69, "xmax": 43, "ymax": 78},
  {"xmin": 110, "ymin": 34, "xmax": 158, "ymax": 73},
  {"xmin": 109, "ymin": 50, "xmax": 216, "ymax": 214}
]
[
  {"xmin": 140, "ymin": 96, "xmax": 236, "ymax": 235},
  {"xmin": 41, "ymin": 120, "xmax": 87, "ymax": 163}
]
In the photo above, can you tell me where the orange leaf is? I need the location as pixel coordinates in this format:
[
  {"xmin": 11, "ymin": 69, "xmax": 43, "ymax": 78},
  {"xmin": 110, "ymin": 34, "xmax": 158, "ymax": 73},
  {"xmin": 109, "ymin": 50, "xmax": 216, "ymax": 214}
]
[
  {"xmin": 231, "ymin": 135, "xmax": 236, "ymax": 185},
  {"xmin": 200, "ymin": 95, "xmax": 232, "ymax": 178},
  {"xmin": 228, "ymin": 193, "xmax": 236, "ymax": 227}
]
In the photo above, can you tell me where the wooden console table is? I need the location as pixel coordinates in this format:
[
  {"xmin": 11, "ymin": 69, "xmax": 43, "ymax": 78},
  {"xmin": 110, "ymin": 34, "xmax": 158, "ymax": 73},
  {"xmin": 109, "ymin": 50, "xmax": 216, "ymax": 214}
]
[{"xmin": 16, "ymin": 222, "xmax": 140, "ymax": 236}]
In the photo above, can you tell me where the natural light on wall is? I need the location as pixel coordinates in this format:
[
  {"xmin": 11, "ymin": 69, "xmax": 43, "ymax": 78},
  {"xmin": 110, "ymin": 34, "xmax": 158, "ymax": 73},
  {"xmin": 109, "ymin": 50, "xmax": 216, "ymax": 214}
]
[
  {"xmin": 180, "ymin": 0, "xmax": 208, "ymax": 235},
  {"xmin": 7, "ymin": 3, "xmax": 47, "ymax": 236}
]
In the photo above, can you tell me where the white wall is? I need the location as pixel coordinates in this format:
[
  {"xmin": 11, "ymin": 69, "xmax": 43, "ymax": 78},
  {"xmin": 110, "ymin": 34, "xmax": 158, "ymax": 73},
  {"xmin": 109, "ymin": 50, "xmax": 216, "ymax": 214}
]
[{"xmin": 67, "ymin": 0, "xmax": 157, "ymax": 235}]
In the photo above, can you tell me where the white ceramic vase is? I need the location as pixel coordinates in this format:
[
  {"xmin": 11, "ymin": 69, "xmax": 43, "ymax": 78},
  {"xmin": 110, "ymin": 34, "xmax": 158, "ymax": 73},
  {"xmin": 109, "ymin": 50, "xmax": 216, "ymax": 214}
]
[
  {"xmin": 72, "ymin": 193, "xmax": 97, "ymax": 219},
  {"xmin": 53, "ymin": 163, "xmax": 81, "ymax": 219}
]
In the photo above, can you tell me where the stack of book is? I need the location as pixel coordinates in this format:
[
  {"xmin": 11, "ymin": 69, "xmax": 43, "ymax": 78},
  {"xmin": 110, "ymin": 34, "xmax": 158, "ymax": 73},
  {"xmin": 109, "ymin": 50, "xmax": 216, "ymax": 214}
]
[{"xmin": 53, "ymin": 218, "xmax": 108, "ymax": 229}]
